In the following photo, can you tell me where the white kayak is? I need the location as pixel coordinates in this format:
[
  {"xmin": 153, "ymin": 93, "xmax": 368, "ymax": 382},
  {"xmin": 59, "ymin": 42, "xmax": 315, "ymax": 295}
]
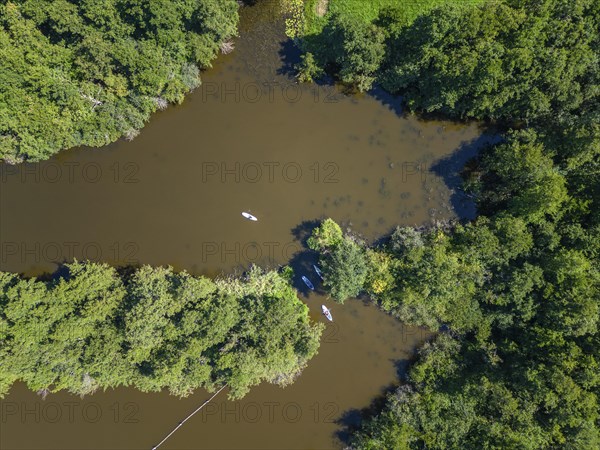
[
  {"xmin": 241, "ymin": 212, "xmax": 258, "ymax": 221},
  {"xmin": 313, "ymin": 265, "xmax": 324, "ymax": 280},
  {"xmin": 321, "ymin": 305, "xmax": 333, "ymax": 322},
  {"xmin": 302, "ymin": 276, "xmax": 315, "ymax": 290}
]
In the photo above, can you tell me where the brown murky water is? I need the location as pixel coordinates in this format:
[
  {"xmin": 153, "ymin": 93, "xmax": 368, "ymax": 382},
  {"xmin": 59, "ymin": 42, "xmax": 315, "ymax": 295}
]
[
  {"xmin": 2, "ymin": 302, "xmax": 429, "ymax": 450},
  {"xmin": 0, "ymin": 2, "xmax": 492, "ymax": 449}
]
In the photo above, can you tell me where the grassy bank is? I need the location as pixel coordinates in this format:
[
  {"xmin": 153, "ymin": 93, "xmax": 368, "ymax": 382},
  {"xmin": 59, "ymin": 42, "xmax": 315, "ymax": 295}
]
[{"xmin": 304, "ymin": 0, "xmax": 485, "ymax": 35}]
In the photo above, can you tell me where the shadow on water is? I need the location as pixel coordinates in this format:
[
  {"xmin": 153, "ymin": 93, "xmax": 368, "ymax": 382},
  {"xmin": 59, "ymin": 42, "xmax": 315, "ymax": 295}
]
[
  {"xmin": 28, "ymin": 260, "xmax": 143, "ymax": 285},
  {"xmin": 430, "ymin": 133, "xmax": 503, "ymax": 220},
  {"xmin": 277, "ymin": 38, "xmax": 302, "ymax": 79},
  {"xmin": 291, "ymin": 218, "xmax": 321, "ymax": 244},
  {"xmin": 33, "ymin": 262, "xmax": 70, "ymax": 283},
  {"xmin": 273, "ymin": 34, "xmax": 502, "ymax": 226},
  {"xmin": 276, "ymin": 38, "xmax": 340, "ymax": 88},
  {"xmin": 334, "ymin": 382, "xmax": 398, "ymax": 446},
  {"xmin": 368, "ymin": 86, "xmax": 405, "ymax": 116},
  {"xmin": 333, "ymin": 353, "xmax": 429, "ymax": 446},
  {"xmin": 277, "ymin": 34, "xmax": 403, "ymax": 106},
  {"xmin": 287, "ymin": 219, "xmax": 322, "ymax": 296}
]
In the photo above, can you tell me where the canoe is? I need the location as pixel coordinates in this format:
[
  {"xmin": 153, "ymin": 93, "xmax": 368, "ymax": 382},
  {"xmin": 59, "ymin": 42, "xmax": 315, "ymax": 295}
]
[
  {"xmin": 302, "ymin": 276, "xmax": 315, "ymax": 290},
  {"xmin": 321, "ymin": 305, "xmax": 333, "ymax": 322},
  {"xmin": 241, "ymin": 212, "xmax": 258, "ymax": 221},
  {"xmin": 313, "ymin": 265, "xmax": 324, "ymax": 280}
]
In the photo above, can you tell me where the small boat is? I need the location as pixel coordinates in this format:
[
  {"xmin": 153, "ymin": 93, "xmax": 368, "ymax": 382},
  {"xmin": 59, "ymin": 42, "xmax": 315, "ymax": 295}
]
[
  {"xmin": 241, "ymin": 212, "xmax": 258, "ymax": 221},
  {"xmin": 321, "ymin": 305, "xmax": 333, "ymax": 322},
  {"xmin": 313, "ymin": 265, "xmax": 324, "ymax": 280},
  {"xmin": 302, "ymin": 276, "xmax": 315, "ymax": 290}
]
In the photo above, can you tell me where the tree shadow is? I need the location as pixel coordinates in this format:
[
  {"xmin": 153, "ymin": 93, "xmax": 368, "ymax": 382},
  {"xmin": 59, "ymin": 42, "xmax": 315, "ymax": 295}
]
[
  {"xmin": 32, "ymin": 262, "xmax": 71, "ymax": 283},
  {"xmin": 291, "ymin": 218, "xmax": 322, "ymax": 244},
  {"xmin": 430, "ymin": 133, "xmax": 503, "ymax": 220},
  {"xmin": 367, "ymin": 86, "xmax": 405, "ymax": 116},
  {"xmin": 277, "ymin": 38, "xmax": 302, "ymax": 79},
  {"xmin": 22, "ymin": 261, "xmax": 141, "ymax": 284},
  {"xmin": 276, "ymin": 37, "xmax": 339, "ymax": 88},
  {"xmin": 332, "ymin": 343, "xmax": 433, "ymax": 446},
  {"xmin": 288, "ymin": 219, "xmax": 324, "ymax": 296},
  {"xmin": 334, "ymin": 382, "xmax": 398, "ymax": 446},
  {"xmin": 370, "ymin": 226, "xmax": 398, "ymax": 249}
]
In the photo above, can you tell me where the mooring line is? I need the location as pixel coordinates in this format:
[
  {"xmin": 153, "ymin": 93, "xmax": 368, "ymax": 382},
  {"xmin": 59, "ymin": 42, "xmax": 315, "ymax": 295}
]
[{"xmin": 152, "ymin": 384, "xmax": 228, "ymax": 450}]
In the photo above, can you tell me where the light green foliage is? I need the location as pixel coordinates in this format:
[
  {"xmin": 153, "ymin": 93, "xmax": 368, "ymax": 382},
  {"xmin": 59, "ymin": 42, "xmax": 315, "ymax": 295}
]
[
  {"xmin": 1, "ymin": 261, "xmax": 127, "ymax": 395},
  {"xmin": 308, "ymin": 219, "xmax": 369, "ymax": 302},
  {"xmin": 214, "ymin": 266, "xmax": 323, "ymax": 398},
  {"xmin": 295, "ymin": 52, "xmax": 323, "ymax": 83},
  {"xmin": 0, "ymin": 263, "xmax": 323, "ymax": 399},
  {"xmin": 365, "ymin": 249, "xmax": 395, "ymax": 295},
  {"xmin": 307, "ymin": 217, "xmax": 343, "ymax": 251},
  {"xmin": 0, "ymin": 0, "xmax": 239, "ymax": 162},
  {"xmin": 303, "ymin": 0, "xmax": 481, "ymax": 36}
]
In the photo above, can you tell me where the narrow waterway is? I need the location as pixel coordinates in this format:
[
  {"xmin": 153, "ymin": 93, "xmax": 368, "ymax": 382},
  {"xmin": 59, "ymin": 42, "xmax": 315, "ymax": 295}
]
[{"xmin": 0, "ymin": 2, "xmax": 493, "ymax": 449}]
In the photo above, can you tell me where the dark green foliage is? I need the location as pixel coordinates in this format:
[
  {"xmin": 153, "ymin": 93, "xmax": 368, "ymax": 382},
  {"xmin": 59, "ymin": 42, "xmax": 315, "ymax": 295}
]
[
  {"xmin": 302, "ymin": 1, "xmax": 600, "ymax": 446},
  {"xmin": 381, "ymin": 0, "xmax": 600, "ymax": 122},
  {"xmin": 309, "ymin": 106, "xmax": 599, "ymax": 449},
  {"xmin": 326, "ymin": 14, "xmax": 385, "ymax": 92},
  {"xmin": 306, "ymin": 12, "xmax": 385, "ymax": 92},
  {"xmin": 301, "ymin": 0, "xmax": 600, "ymax": 124},
  {"xmin": 390, "ymin": 226, "xmax": 423, "ymax": 256},
  {"xmin": 475, "ymin": 130, "xmax": 569, "ymax": 221},
  {"xmin": 315, "ymin": 173, "xmax": 599, "ymax": 448},
  {"xmin": 0, "ymin": 0, "xmax": 239, "ymax": 162},
  {"xmin": 322, "ymin": 238, "xmax": 368, "ymax": 303},
  {"xmin": 0, "ymin": 262, "xmax": 323, "ymax": 399}
]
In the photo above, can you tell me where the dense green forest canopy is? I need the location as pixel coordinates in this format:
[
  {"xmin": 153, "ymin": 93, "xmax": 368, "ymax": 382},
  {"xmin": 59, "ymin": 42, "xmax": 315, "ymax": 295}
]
[
  {"xmin": 0, "ymin": 262, "xmax": 322, "ymax": 399},
  {"xmin": 0, "ymin": 0, "xmax": 238, "ymax": 163},
  {"xmin": 302, "ymin": 0, "xmax": 600, "ymax": 448},
  {"xmin": 300, "ymin": 0, "xmax": 600, "ymax": 124}
]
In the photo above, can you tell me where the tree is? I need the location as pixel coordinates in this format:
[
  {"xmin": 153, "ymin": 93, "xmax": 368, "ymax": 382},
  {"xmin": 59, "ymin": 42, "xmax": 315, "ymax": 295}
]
[
  {"xmin": 295, "ymin": 52, "xmax": 323, "ymax": 83},
  {"xmin": 307, "ymin": 217, "xmax": 343, "ymax": 251},
  {"xmin": 322, "ymin": 238, "xmax": 368, "ymax": 302},
  {"xmin": 321, "ymin": 14, "xmax": 385, "ymax": 91}
]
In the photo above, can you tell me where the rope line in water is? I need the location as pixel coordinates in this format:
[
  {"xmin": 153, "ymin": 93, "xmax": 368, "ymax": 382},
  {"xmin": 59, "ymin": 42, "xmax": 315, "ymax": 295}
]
[{"xmin": 152, "ymin": 384, "xmax": 228, "ymax": 450}]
